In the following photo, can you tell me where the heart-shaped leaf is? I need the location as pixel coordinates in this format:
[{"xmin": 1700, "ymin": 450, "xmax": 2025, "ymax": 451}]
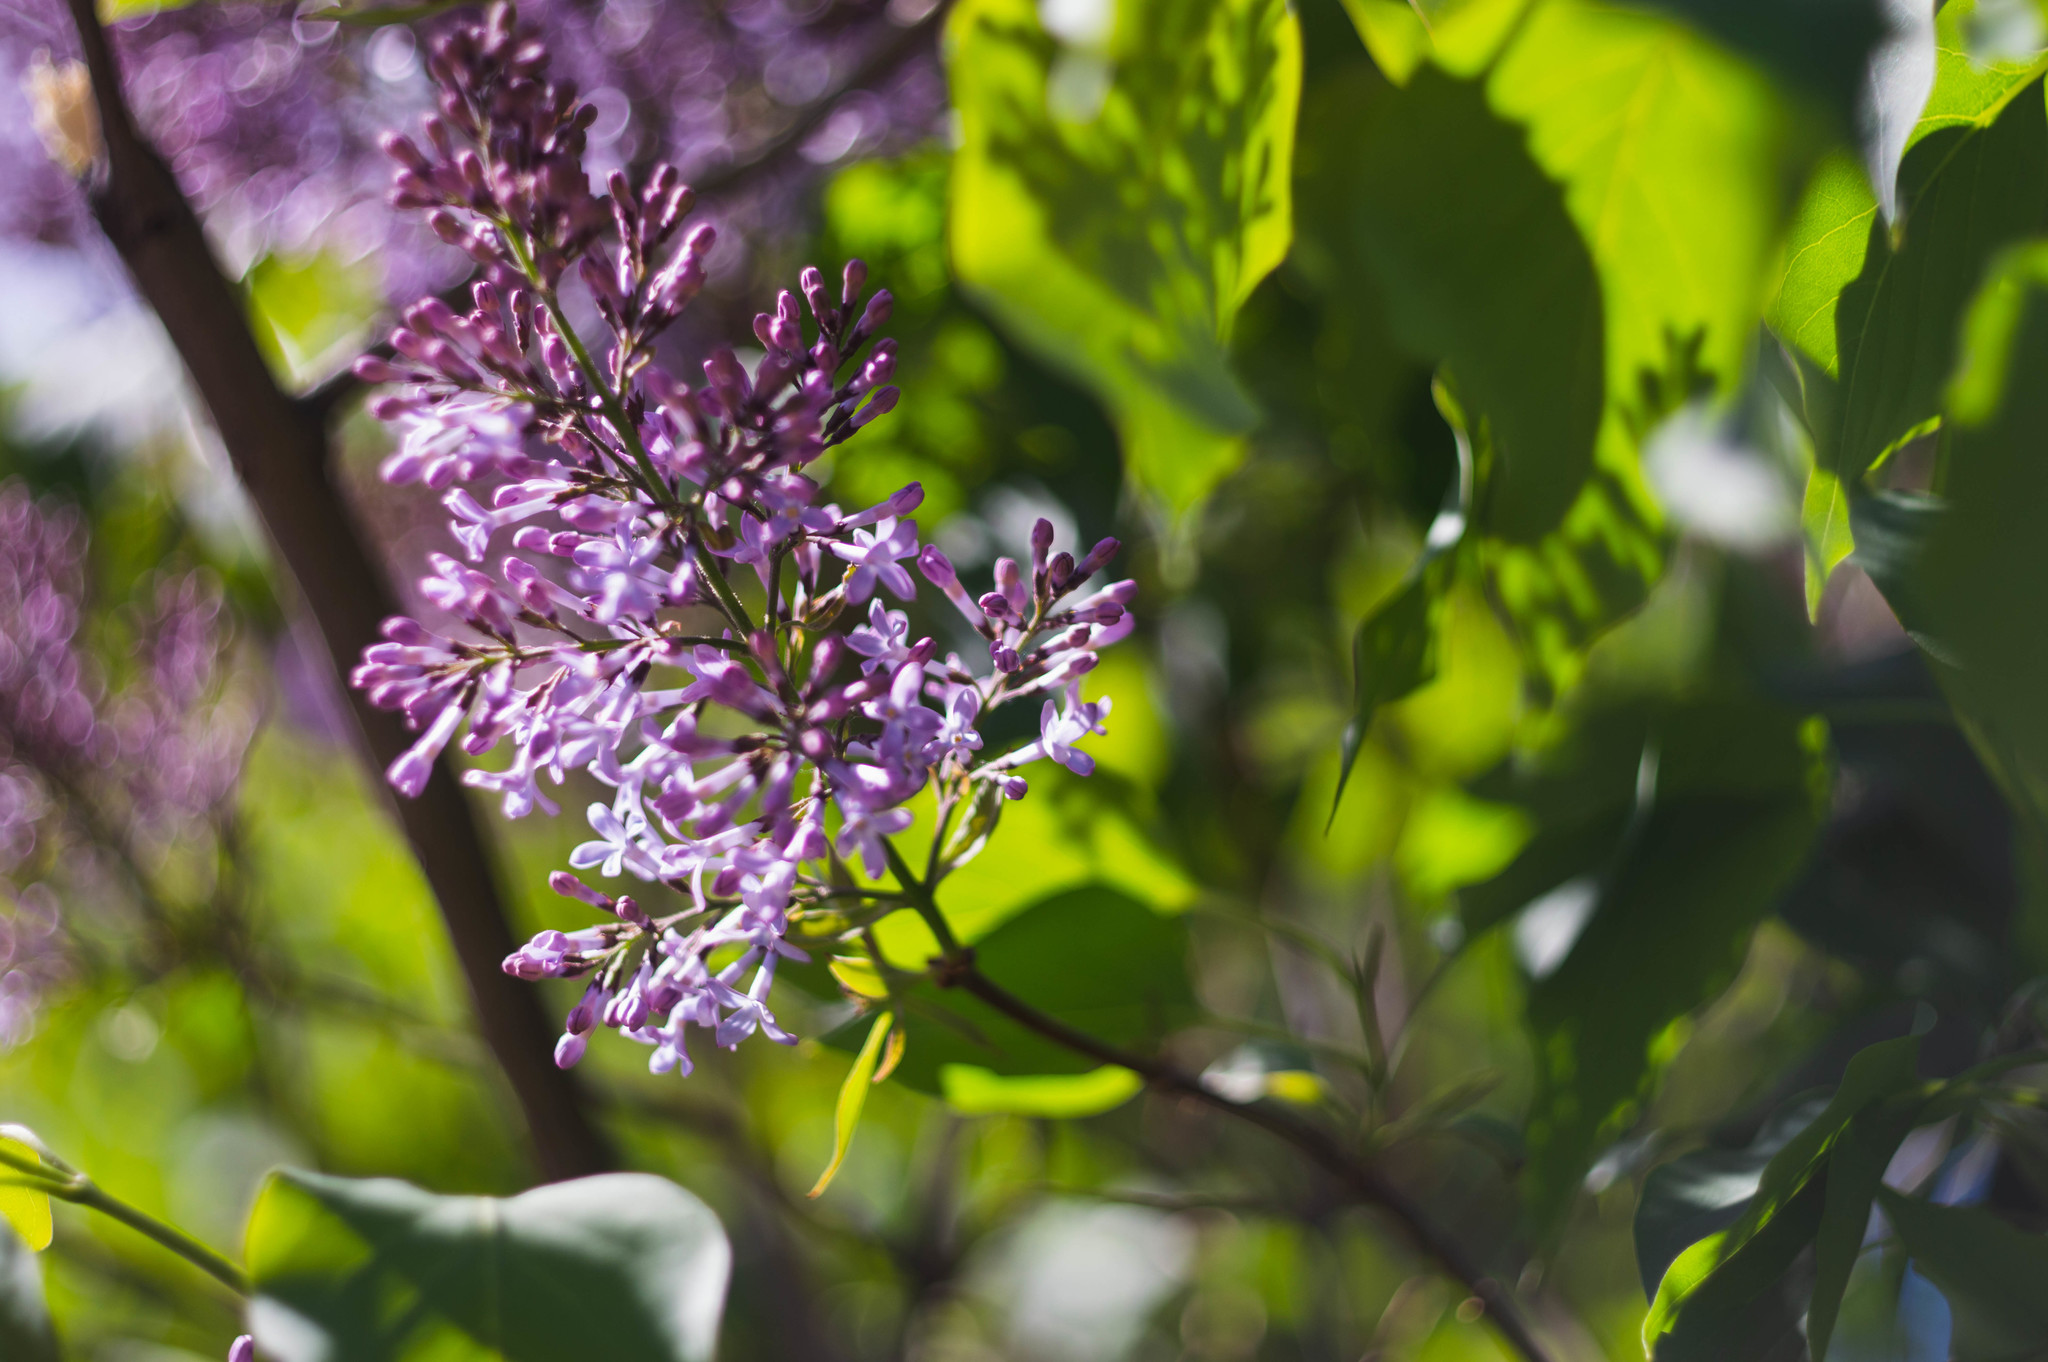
[{"xmin": 246, "ymin": 1170, "xmax": 729, "ymax": 1362}]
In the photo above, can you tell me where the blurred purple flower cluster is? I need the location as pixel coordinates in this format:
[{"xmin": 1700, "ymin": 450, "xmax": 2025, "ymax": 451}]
[
  {"xmin": 0, "ymin": 481, "xmax": 258, "ymax": 1048},
  {"xmin": 1, "ymin": 0, "xmax": 942, "ymax": 305},
  {"xmin": 351, "ymin": 5, "xmax": 1130, "ymax": 1075}
]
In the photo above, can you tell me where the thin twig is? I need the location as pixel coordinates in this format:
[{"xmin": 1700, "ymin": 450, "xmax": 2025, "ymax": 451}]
[
  {"xmin": 883, "ymin": 858, "xmax": 1555, "ymax": 1362},
  {"xmin": 0, "ymin": 1145, "xmax": 248, "ymax": 1295}
]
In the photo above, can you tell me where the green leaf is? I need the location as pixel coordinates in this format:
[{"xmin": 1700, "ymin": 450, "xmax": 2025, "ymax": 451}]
[
  {"xmin": 1890, "ymin": 256, "xmax": 2048, "ymax": 940},
  {"xmin": 1628, "ymin": 0, "xmax": 1888, "ymax": 135},
  {"xmin": 1352, "ymin": 67, "xmax": 1604, "ymax": 541},
  {"xmin": 1634, "ymin": 1091, "xmax": 1832, "ymax": 1300},
  {"xmin": 0, "ymin": 1223, "xmax": 56, "ymax": 1362},
  {"xmin": 1338, "ymin": 0, "xmax": 1530, "ymax": 83},
  {"xmin": 1331, "ymin": 494, "xmax": 1462, "ymax": 817},
  {"xmin": 246, "ymin": 1170, "xmax": 730, "ymax": 1361},
  {"xmin": 938, "ymin": 1064, "xmax": 1145, "ymax": 1117},
  {"xmin": 1913, "ymin": 0, "xmax": 2048, "ymax": 154},
  {"xmin": 830, "ymin": 884, "xmax": 1196, "ymax": 1100},
  {"xmin": 1771, "ymin": 151, "xmax": 1882, "ymax": 374},
  {"xmin": 1877, "ymin": 1186, "xmax": 2048, "ymax": 1360},
  {"xmin": 1827, "ymin": 76, "xmax": 2048, "ymax": 487},
  {"xmin": 946, "ymin": 0, "xmax": 1302, "ymax": 513},
  {"xmin": 245, "ymin": 251, "xmax": 381, "ymax": 386},
  {"xmin": 1802, "ymin": 462, "xmax": 1856, "ymax": 620},
  {"xmin": 809, "ymin": 1011, "xmax": 894, "ymax": 1198},
  {"xmin": 0, "ymin": 1137, "xmax": 52, "ymax": 1254},
  {"xmin": 1808, "ymin": 1101, "xmax": 1922, "ymax": 1362},
  {"xmin": 1472, "ymin": 699, "xmax": 1829, "ymax": 1227},
  {"xmin": 1644, "ymin": 1036, "xmax": 1921, "ymax": 1358},
  {"xmin": 1491, "ymin": 0, "xmax": 1803, "ymax": 406}
]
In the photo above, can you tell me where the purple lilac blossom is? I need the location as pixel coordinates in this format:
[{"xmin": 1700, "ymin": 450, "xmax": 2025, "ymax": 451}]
[
  {"xmin": 0, "ymin": 481, "xmax": 258, "ymax": 1050},
  {"xmin": 350, "ymin": 5, "xmax": 1131, "ymax": 1077},
  {"xmin": 0, "ymin": 0, "xmax": 943, "ymax": 306}
]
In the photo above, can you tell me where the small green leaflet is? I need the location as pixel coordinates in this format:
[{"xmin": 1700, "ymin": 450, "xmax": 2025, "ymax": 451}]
[{"xmin": 810, "ymin": 1010, "xmax": 894, "ymax": 1198}]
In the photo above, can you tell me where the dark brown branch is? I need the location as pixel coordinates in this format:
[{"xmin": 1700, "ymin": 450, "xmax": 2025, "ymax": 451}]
[
  {"xmin": 948, "ymin": 965, "xmax": 1559, "ymax": 1362},
  {"xmin": 63, "ymin": 0, "xmax": 614, "ymax": 1182}
]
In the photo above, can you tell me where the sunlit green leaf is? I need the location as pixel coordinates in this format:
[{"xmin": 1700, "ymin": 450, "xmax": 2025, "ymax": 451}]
[
  {"xmin": 810, "ymin": 1012, "xmax": 893, "ymax": 1198},
  {"xmin": 1802, "ymin": 463, "xmax": 1856, "ymax": 620},
  {"xmin": 1771, "ymin": 152, "xmax": 1881, "ymax": 373},
  {"xmin": 246, "ymin": 1170, "xmax": 730, "ymax": 1361},
  {"xmin": 1913, "ymin": 0, "xmax": 2048, "ymax": 154},
  {"xmin": 1492, "ymin": 0, "xmax": 1802, "ymax": 405},
  {"xmin": 1338, "ymin": 0, "xmax": 1529, "ymax": 83},
  {"xmin": 946, "ymin": 0, "xmax": 1301, "ymax": 513},
  {"xmin": 1351, "ymin": 66, "xmax": 1604, "ymax": 541},
  {"xmin": 938, "ymin": 1063, "xmax": 1144, "ymax": 1116},
  {"xmin": 0, "ymin": 1138, "xmax": 51, "ymax": 1254}
]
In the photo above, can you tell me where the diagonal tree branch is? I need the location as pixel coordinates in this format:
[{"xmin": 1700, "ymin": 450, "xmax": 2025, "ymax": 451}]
[
  {"xmin": 62, "ymin": 0, "xmax": 614, "ymax": 1182},
  {"xmin": 949, "ymin": 963, "xmax": 1559, "ymax": 1362}
]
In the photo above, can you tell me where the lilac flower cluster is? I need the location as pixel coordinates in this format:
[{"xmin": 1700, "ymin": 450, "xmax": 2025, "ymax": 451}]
[
  {"xmin": 2, "ymin": 0, "xmax": 942, "ymax": 303},
  {"xmin": 350, "ymin": 6, "xmax": 1131, "ymax": 1077},
  {"xmin": 0, "ymin": 481, "xmax": 256, "ymax": 1050}
]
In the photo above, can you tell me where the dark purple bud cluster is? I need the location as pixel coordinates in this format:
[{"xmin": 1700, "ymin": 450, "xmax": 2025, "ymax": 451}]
[{"xmin": 347, "ymin": 5, "xmax": 1132, "ymax": 1080}]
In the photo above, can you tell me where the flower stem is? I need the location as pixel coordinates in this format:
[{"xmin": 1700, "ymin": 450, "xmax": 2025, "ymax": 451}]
[{"xmin": 0, "ymin": 1145, "xmax": 249, "ymax": 1295}]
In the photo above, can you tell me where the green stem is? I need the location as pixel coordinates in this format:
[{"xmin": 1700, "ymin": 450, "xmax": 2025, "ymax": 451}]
[
  {"xmin": 499, "ymin": 230, "xmax": 671, "ymax": 507},
  {"xmin": 0, "ymin": 1146, "xmax": 249, "ymax": 1295},
  {"xmin": 694, "ymin": 546, "xmax": 759, "ymax": 636},
  {"xmin": 882, "ymin": 839, "xmax": 961, "ymax": 957}
]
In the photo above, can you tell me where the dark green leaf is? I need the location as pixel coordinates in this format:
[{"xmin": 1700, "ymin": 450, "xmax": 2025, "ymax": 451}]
[
  {"xmin": 1828, "ymin": 77, "xmax": 2048, "ymax": 486},
  {"xmin": 1808, "ymin": 1102, "xmax": 1922, "ymax": 1361},
  {"xmin": 0, "ymin": 1222, "xmax": 56, "ymax": 1362},
  {"xmin": 829, "ymin": 884, "xmax": 1196, "ymax": 1104},
  {"xmin": 246, "ymin": 1170, "xmax": 730, "ymax": 1362},
  {"xmin": 1634, "ymin": 1091, "xmax": 1830, "ymax": 1300},
  {"xmin": 1352, "ymin": 67, "xmax": 1604, "ymax": 541},
  {"xmin": 946, "ymin": 0, "xmax": 1302, "ymax": 512},
  {"xmin": 1331, "ymin": 570, "xmax": 1442, "ymax": 819},
  {"xmin": 1868, "ymin": 255, "xmax": 2048, "ymax": 874},
  {"xmin": 1629, "ymin": 0, "xmax": 1887, "ymax": 134},
  {"xmin": 1645, "ymin": 1036, "xmax": 1921, "ymax": 1357},
  {"xmin": 1877, "ymin": 1187, "xmax": 2048, "ymax": 1360},
  {"xmin": 1474, "ymin": 699, "xmax": 1830, "ymax": 1226}
]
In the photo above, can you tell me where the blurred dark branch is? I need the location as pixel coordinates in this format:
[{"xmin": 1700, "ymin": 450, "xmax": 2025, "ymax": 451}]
[
  {"xmin": 62, "ymin": 0, "xmax": 615, "ymax": 1183},
  {"xmin": 301, "ymin": 3, "xmax": 945, "ymax": 419},
  {"xmin": 950, "ymin": 964, "xmax": 1560, "ymax": 1362}
]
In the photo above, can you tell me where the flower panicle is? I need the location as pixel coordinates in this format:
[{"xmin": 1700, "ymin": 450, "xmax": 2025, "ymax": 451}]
[{"xmin": 349, "ymin": 3, "xmax": 1131, "ymax": 1078}]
